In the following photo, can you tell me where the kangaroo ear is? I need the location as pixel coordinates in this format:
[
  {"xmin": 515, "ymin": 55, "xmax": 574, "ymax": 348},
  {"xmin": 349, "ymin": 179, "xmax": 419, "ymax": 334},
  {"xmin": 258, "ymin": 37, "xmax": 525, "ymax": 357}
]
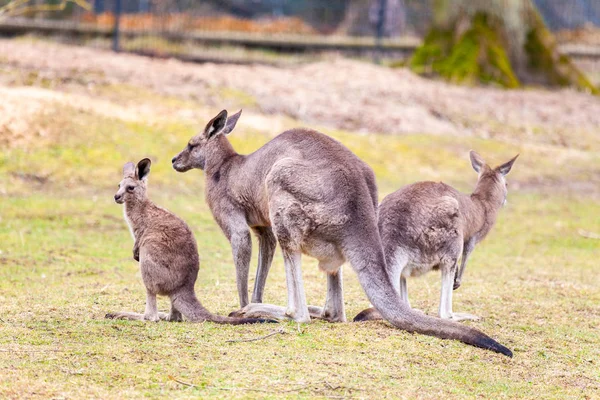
[
  {"xmin": 469, "ymin": 150, "xmax": 485, "ymax": 173},
  {"xmin": 205, "ymin": 110, "xmax": 228, "ymax": 139},
  {"xmin": 496, "ymin": 154, "xmax": 519, "ymax": 176},
  {"xmin": 136, "ymin": 158, "xmax": 151, "ymax": 181},
  {"xmin": 222, "ymin": 109, "xmax": 242, "ymax": 135},
  {"xmin": 123, "ymin": 162, "xmax": 135, "ymax": 177}
]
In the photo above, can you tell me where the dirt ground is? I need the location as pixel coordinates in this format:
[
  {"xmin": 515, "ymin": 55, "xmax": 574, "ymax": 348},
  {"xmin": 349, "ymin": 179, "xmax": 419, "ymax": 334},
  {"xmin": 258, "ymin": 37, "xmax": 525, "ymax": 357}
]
[{"xmin": 1, "ymin": 39, "xmax": 599, "ymax": 150}]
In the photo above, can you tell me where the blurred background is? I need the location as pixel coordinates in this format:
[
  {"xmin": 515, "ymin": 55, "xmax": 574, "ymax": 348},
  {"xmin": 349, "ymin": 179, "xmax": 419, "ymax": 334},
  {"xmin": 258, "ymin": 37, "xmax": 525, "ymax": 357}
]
[
  {"xmin": 1, "ymin": 1, "xmax": 599, "ymax": 398},
  {"xmin": 1, "ymin": 0, "xmax": 600, "ymax": 84}
]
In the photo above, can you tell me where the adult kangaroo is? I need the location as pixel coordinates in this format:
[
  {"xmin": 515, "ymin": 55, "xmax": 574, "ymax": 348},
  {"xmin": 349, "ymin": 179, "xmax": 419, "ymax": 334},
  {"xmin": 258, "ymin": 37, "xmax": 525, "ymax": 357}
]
[
  {"xmin": 354, "ymin": 151, "xmax": 518, "ymax": 323},
  {"xmin": 171, "ymin": 110, "xmax": 512, "ymax": 356}
]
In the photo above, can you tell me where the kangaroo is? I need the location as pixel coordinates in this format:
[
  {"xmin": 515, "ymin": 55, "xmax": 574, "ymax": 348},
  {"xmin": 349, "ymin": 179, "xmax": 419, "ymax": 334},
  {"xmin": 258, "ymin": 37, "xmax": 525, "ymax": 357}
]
[
  {"xmin": 106, "ymin": 158, "xmax": 271, "ymax": 325},
  {"xmin": 354, "ymin": 151, "xmax": 518, "ymax": 323},
  {"xmin": 171, "ymin": 110, "xmax": 513, "ymax": 356}
]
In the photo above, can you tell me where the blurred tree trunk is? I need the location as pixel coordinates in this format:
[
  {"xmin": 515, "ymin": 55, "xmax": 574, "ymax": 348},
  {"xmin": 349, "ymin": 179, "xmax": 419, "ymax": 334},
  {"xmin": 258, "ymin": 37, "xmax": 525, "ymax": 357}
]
[
  {"xmin": 411, "ymin": 0, "xmax": 597, "ymax": 93},
  {"xmin": 337, "ymin": 0, "xmax": 372, "ymax": 36}
]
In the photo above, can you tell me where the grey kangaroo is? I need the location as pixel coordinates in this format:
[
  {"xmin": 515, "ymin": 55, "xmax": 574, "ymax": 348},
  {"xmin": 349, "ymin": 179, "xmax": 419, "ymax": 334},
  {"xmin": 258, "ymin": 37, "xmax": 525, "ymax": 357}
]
[
  {"xmin": 171, "ymin": 110, "xmax": 513, "ymax": 356},
  {"xmin": 106, "ymin": 158, "xmax": 271, "ymax": 325},
  {"xmin": 354, "ymin": 151, "xmax": 518, "ymax": 323}
]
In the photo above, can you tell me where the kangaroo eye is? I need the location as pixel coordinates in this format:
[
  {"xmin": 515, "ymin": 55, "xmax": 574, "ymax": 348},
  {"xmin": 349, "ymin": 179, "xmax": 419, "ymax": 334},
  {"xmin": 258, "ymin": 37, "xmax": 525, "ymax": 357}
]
[
  {"xmin": 187, "ymin": 144, "xmax": 194, "ymax": 151},
  {"xmin": 127, "ymin": 186, "xmax": 135, "ymax": 192}
]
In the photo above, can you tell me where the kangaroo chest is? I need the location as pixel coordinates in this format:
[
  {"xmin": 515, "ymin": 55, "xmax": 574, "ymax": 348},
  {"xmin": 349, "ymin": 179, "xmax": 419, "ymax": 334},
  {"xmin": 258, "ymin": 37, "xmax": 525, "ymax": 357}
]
[{"xmin": 123, "ymin": 207, "xmax": 136, "ymax": 241}]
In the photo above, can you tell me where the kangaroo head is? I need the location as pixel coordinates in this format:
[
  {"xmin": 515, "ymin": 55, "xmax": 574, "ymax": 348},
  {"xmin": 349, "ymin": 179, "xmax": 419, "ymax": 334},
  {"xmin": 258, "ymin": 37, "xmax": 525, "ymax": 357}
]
[
  {"xmin": 114, "ymin": 158, "xmax": 151, "ymax": 204},
  {"xmin": 172, "ymin": 109, "xmax": 242, "ymax": 172},
  {"xmin": 470, "ymin": 151, "xmax": 519, "ymax": 207}
]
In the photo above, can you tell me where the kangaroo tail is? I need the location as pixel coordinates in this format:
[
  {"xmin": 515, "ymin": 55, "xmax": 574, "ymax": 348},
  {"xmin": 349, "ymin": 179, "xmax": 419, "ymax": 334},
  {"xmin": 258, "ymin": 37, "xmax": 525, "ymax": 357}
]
[
  {"xmin": 171, "ymin": 289, "xmax": 275, "ymax": 325},
  {"xmin": 348, "ymin": 248, "xmax": 513, "ymax": 357}
]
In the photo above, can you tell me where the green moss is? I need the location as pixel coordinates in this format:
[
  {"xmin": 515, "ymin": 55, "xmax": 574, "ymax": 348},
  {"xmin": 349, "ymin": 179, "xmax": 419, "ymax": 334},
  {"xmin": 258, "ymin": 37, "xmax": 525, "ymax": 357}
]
[
  {"xmin": 409, "ymin": 28, "xmax": 452, "ymax": 75},
  {"xmin": 410, "ymin": 13, "xmax": 519, "ymax": 88},
  {"xmin": 410, "ymin": 10, "xmax": 597, "ymax": 93}
]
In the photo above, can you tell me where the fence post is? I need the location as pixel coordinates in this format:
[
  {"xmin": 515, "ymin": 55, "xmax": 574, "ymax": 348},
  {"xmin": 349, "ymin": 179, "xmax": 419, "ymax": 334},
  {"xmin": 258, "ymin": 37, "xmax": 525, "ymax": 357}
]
[
  {"xmin": 375, "ymin": 0, "xmax": 387, "ymax": 64},
  {"xmin": 112, "ymin": 0, "xmax": 122, "ymax": 52}
]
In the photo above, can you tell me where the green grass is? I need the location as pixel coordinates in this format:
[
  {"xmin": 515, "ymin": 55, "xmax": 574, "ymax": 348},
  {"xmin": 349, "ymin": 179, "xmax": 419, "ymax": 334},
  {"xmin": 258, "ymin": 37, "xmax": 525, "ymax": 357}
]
[{"xmin": 1, "ymin": 87, "xmax": 599, "ymax": 399}]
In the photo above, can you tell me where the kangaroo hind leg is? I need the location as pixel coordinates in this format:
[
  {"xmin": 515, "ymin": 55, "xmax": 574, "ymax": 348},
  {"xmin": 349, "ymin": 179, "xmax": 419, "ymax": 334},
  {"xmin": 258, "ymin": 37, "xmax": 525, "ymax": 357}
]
[
  {"xmin": 106, "ymin": 291, "xmax": 164, "ymax": 322},
  {"xmin": 439, "ymin": 259, "xmax": 479, "ymax": 322}
]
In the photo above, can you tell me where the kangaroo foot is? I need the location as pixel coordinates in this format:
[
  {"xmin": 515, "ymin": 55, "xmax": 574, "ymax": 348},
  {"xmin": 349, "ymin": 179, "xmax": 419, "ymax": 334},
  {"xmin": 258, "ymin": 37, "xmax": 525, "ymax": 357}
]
[
  {"xmin": 443, "ymin": 312, "xmax": 481, "ymax": 322},
  {"xmin": 105, "ymin": 311, "xmax": 144, "ymax": 321},
  {"xmin": 157, "ymin": 312, "xmax": 172, "ymax": 321},
  {"xmin": 229, "ymin": 303, "xmax": 311, "ymax": 323},
  {"xmin": 307, "ymin": 305, "xmax": 346, "ymax": 323},
  {"xmin": 167, "ymin": 310, "xmax": 183, "ymax": 322}
]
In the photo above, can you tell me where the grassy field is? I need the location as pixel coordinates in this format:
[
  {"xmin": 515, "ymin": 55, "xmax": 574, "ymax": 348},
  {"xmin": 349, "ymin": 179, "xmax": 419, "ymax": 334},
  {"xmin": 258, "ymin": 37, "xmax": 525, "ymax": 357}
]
[{"xmin": 1, "ymin": 60, "xmax": 599, "ymax": 399}]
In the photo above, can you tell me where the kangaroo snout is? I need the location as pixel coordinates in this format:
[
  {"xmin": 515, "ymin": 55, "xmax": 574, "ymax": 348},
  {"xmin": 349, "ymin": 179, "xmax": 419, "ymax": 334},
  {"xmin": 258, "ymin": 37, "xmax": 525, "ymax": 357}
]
[
  {"xmin": 171, "ymin": 153, "xmax": 192, "ymax": 172},
  {"xmin": 114, "ymin": 194, "xmax": 123, "ymax": 204}
]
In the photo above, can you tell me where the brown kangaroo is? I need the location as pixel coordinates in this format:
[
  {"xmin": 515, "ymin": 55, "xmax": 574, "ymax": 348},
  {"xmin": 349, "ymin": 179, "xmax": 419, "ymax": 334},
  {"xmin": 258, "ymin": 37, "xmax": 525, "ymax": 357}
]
[
  {"xmin": 106, "ymin": 158, "xmax": 272, "ymax": 325},
  {"xmin": 354, "ymin": 151, "xmax": 518, "ymax": 323},
  {"xmin": 171, "ymin": 110, "xmax": 513, "ymax": 356}
]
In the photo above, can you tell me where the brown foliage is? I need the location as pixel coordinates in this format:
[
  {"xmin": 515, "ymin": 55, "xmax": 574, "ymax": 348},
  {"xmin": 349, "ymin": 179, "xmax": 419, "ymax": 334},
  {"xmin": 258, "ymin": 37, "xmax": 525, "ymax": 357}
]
[{"xmin": 79, "ymin": 12, "xmax": 316, "ymax": 35}]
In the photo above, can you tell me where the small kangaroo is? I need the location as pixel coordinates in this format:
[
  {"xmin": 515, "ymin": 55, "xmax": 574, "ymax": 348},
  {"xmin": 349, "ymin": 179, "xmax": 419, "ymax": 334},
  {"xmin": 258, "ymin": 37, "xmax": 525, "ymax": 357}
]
[
  {"xmin": 171, "ymin": 110, "xmax": 512, "ymax": 356},
  {"xmin": 106, "ymin": 158, "xmax": 271, "ymax": 325},
  {"xmin": 354, "ymin": 151, "xmax": 518, "ymax": 323}
]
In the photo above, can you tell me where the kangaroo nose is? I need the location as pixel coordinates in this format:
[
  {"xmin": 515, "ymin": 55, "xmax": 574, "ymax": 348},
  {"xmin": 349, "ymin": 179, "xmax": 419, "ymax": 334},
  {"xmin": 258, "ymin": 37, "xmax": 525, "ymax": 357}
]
[
  {"xmin": 171, "ymin": 156, "xmax": 177, "ymax": 164},
  {"xmin": 114, "ymin": 194, "xmax": 120, "ymax": 201}
]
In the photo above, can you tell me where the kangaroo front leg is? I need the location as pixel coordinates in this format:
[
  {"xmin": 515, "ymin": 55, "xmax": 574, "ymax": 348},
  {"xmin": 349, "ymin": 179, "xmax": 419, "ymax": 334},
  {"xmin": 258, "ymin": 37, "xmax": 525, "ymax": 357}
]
[
  {"xmin": 455, "ymin": 238, "xmax": 475, "ymax": 290},
  {"xmin": 230, "ymin": 229, "xmax": 252, "ymax": 308},
  {"xmin": 251, "ymin": 226, "xmax": 277, "ymax": 303}
]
